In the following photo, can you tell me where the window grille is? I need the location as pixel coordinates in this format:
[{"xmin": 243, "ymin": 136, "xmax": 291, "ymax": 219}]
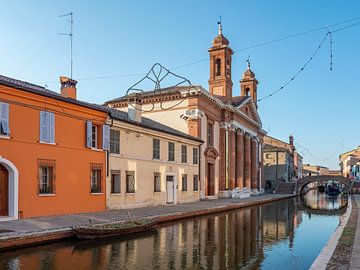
[
  {"xmin": 126, "ymin": 171, "xmax": 135, "ymax": 193},
  {"xmin": 154, "ymin": 172, "xmax": 161, "ymax": 192},
  {"xmin": 90, "ymin": 163, "xmax": 102, "ymax": 193},
  {"xmin": 38, "ymin": 159, "xmax": 56, "ymax": 194}
]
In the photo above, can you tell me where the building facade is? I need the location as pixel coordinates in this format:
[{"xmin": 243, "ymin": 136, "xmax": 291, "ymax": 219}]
[
  {"xmin": 262, "ymin": 135, "xmax": 295, "ymax": 192},
  {"xmin": 302, "ymin": 164, "xmax": 330, "ymax": 177},
  {"xmin": 106, "ymin": 108, "xmax": 202, "ymax": 209},
  {"xmin": 105, "ymin": 24, "xmax": 266, "ymax": 198},
  {"xmin": 0, "ymin": 75, "xmax": 109, "ymax": 219},
  {"xmin": 339, "ymin": 146, "xmax": 360, "ymax": 177}
]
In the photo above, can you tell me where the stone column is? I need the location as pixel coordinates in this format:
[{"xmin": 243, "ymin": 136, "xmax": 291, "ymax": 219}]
[
  {"xmin": 244, "ymin": 133, "xmax": 251, "ymax": 189},
  {"xmin": 236, "ymin": 129, "xmax": 244, "ymax": 188},
  {"xmin": 251, "ymin": 137, "xmax": 258, "ymax": 190},
  {"xmin": 229, "ymin": 126, "xmax": 236, "ymax": 190},
  {"xmin": 219, "ymin": 125, "xmax": 226, "ymax": 192}
]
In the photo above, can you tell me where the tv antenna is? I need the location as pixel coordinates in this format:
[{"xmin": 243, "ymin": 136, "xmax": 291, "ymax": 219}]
[{"xmin": 59, "ymin": 12, "xmax": 74, "ymax": 78}]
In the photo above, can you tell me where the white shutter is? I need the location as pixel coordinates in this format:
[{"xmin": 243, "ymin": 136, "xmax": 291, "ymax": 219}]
[
  {"xmin": 86, "ymin": 121, "xmax": 92, "ymax": 148},
  {"xmin": 0, "ymin": 102, "xmax": 10, "ymax": 135},
  {"xmin": 40, "ymin": 111, "xmax": 49, "ymax": 142},
  {"xmin": 49, "ymin": 112, "xmax": 55, "ymax": 143},
  {"xmin": 102, "ymin": 125, "xmax": 110, "ymax": 150}
]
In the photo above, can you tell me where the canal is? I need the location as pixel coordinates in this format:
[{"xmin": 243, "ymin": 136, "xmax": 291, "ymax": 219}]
[{"xmin": 0, "ymin": 191, "xmax": 348, "ymax": 270}]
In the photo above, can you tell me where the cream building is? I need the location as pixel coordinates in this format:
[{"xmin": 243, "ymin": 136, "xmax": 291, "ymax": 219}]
[{"xmin": 106, "ymin": 108, "xmax": 202, "ymax": 210}]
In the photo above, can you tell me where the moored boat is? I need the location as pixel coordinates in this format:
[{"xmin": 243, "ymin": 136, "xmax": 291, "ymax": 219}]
[{"xmin": 73, "ymin": 219, "xmax": 157, "ymax": 240}]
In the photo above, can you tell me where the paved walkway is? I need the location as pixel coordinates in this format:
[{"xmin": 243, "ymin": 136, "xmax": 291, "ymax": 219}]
[
  {"xmin": 350, "ymin": 195, "xmax": 360, "ymax": 269},
  {"xmin": 0, "ymin": 194, "xmax": 292, "ymax": 241}
]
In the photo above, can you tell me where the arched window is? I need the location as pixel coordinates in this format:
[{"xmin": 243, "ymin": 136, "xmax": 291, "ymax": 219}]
[
  {"xmin": 215, "ymin": 58, "xmax": 221, "ymax": 76},
  {"xmin": 245, "ymin": 87, "xmax": 250, "ymax": 96}
]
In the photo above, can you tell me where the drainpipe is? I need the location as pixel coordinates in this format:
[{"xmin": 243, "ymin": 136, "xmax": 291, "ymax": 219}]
[{"xmin": 198, "ymin": 143, "xmax": 202, "ymax": 199}]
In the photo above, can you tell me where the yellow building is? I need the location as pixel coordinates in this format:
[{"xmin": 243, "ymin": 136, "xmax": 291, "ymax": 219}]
[{"xmin": 106, "ymin": 107, "xmax": 202, "ymax": 209}]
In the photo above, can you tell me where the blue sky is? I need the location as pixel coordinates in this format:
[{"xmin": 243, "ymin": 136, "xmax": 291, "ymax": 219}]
[{"xmin": 1, "ymin": 1, "xmax": 359, "ymax": 169}]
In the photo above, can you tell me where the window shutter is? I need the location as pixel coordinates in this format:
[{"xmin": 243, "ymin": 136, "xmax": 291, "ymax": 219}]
[
  {"xmin": 86, "ymin": 121, "xmax": 92, "ymax": 148},
  {"xmin": 0, "ymin": 102, "xmax": 10, "ymax": 134},
  {"xmin": 102, "ymin": 125, "xmax": 110, "ymax": 150},
  {"xmin": 49, "ymin": 112, "xmax": 55, "ymax": 143},
  {"xmin": 40, "ymin": 111, "xmax": 49, "ymax": 142}
]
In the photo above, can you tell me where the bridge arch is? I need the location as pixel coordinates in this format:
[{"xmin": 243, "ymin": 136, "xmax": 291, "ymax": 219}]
[{"xmin": 296, "ymin": 175, "xmax": 351, "ymax": 195}]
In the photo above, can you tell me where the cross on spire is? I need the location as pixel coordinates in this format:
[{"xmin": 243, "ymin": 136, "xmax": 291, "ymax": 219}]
[
  {"xmin": 246, "ymin": 55, "xmax": 251, "ymax": 70},
  {"xmin": 217, "ymin": 16, "xmax": 222, "ymax": 35}
]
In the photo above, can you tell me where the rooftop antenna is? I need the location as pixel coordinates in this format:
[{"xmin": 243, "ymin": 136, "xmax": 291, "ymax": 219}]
[{"xmin": 59, "ymin": 12, "xmax": 74, "ymax": 79}]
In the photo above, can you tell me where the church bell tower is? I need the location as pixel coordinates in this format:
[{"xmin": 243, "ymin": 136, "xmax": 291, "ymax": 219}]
[{"xmin": 208, "ymin": 21, "xmax": 233, "ymax": 100}]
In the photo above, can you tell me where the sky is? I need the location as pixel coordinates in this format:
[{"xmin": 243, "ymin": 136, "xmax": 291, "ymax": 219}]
[{"xmin": 1, "ymin": 1, "xmax": 359, "ymax": 169}]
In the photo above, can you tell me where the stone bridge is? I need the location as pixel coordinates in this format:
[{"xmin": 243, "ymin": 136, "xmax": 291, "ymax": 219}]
[{"xmin": 295, "ymin": 175, "xmax": 351, "ymax": 195}]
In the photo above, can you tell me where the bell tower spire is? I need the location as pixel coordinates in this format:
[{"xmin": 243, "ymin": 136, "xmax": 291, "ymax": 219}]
[
  {"xmin": 240, "ymin": 57, "xmax": 259, "ymax": 107},
  {"xmin": 208, "ymin": 19, "xmax": 233, "ymax": 100}
]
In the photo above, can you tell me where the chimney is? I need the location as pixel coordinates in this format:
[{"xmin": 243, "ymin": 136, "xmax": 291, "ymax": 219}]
[
  {"xmin": 128, "ymin": 101, "xmax": 142, "ymax": 123},
  {"xmin": 289, "ymin": 135, "xmax": 294, "ymax": 146},
  {"xmin": 60, "ymin": 76, "xmax": 77, "ymax": 99}
]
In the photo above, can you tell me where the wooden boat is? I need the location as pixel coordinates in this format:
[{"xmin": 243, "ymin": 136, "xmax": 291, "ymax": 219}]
[{"xmin": 73, "ymin": 219, "xmax": 157, "ymax": 240}]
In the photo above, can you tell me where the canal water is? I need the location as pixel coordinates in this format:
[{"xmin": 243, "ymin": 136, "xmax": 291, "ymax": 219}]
[{"xmin": 0, "ymin": 191, "xmax": 348, "ymax": 270}]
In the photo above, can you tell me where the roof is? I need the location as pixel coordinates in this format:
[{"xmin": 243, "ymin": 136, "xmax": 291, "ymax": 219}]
[
  {"xmin": 109, "ymin": 109, "xmax": 203, "ymax": 143},
  {"xmin": 105, "ymin": 85, "xmax": 263, "ymax": 127},
  {"xmin": 263, "ymin": 144, "xmax": 291, "ymax": 153},
  {"xmin": 0, "ymin": 74, "xmax": 202, "ymax": 143},
  {"xmin": 0, "ymin": 74, "xmax": 108, "ymax": 113}
]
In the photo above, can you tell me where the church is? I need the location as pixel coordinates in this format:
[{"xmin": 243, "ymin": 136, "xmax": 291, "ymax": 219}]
[{"xmin": 105, "ymin": 23, "xmax": 266, "ymax": 199}]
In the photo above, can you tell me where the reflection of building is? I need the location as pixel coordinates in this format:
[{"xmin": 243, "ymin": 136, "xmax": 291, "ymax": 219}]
[
  {"xmin": 105, "ymin": 23, "xmax": 266, "ymax": 198},
  {"xmin": 302, "ymin": 164, "xmax": 330, "ymax": 177},
  {"xmin": 106, "ymin": 109, "xmax": 202, "ymax": 209},
  {"xmin": 263, "ymin": 135, "xmax": 295, "ymax": 192},
  {"xmin": 339, "ymin": 147, "xmax": 360, "ymax": 177}
]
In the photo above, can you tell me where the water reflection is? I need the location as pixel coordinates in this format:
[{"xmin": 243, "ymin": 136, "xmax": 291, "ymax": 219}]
[{"xmin": 0, "ymin": 192, "xmax": 347, "ymax": 270}]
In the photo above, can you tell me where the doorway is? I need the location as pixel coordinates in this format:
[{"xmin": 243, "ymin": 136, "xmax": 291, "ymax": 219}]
[
  {"xmin": 0, "ymin": 164, "xmax": 8, "ymax": 216},
  {"xmin": 207, "ymin": 163, "xmax": 215, "ymax": 196},
  {"xmin": 166, "ymin": 175, "xmax": 175, "ymax": 204}
]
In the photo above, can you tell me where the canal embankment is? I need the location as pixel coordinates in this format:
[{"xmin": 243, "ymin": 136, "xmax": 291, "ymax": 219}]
[
  {"xmin": 0, "ymin": 194, "xmax": 295, "ymax": 251},
  {"xmin": 308, "ymin": 194, "xmax": 358, "ymax": 270}
]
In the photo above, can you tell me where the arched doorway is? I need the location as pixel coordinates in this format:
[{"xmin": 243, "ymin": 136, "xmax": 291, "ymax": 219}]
[
  {"xmin": 0, "ymin": 157, "xmax": 19, "ymax": 220},
  {"xmin": 204, "ymin": 147, "xmax": 219, "ymax": 197},
  {"xmin": 0, "ymin": 164, "xmax": 8, "ymax": 216}
]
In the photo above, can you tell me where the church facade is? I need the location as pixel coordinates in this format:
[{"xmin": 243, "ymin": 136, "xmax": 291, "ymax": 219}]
[{"xmin": 105, "ymin": 24, "xmax": 266, "ymax": 199}]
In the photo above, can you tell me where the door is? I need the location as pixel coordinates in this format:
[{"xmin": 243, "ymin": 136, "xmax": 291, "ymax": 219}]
[
  {"xmin": 207, "ymin": 163, "xmax": 215, "ymax": 196},
  {"xmin": 0, "ymin": 164, "xmax": 8, "ymax": 216},
  {"xmin": 166, "ymin": 175, "xmax": 174, "ymax": 204}
]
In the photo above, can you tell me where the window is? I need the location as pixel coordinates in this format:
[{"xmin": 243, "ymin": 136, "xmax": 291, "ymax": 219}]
[
  {"xmin": 126, "ymin": 171, "xmax": 135, "ymax": 193},
  {"xmin": 111, "ymin": 170, "xmax": 121, "ymax": 194},
  {"xmin": 86, "ymin": 122, "xmax": 109, "ymax": 150},
  {"xmin": 38, "ymin": 159, "xmax": 55, "ymax": 194},
  {"xmin": 168, "ymin": 142, "xmax": 175, "ymax": 161},
  {"xmin": 110, "ymin": 129, "xmax": 120, "ymax": 154},
  {"xmin": 181, "ymin": 145, "xmax": 187, "ymax": 163},
  {"xmin": 90, "ymin": 163, "xmax": 102, "ymax": 193},
  {"xmin": 0, "ymin": 102, "xmax": 10, "ymax": 136},
  {"xmin": 153, "ymin": 139, "xmax": 160, "ymax": 159},
  {"xmin": 40, "ymin": 111, "xmax": 55, "ymax": 143},
  {"xmin": 193, "ymin": 175, "xmax": 199, "ymax": 191},
  {"xmin": 91, "ymin": 125, "xmax": 97, "ymax": 148},
  {"xmin": 193, "ymin": 148, "xmax": 199, "ymax": 164},
  {"xmin": 154, "ymin": 172, "xmax": 161, "ymax": 192},
  {"xmin": 215, "ymin": 58, "xmax": 221, "ymax": 76},
  {"xmin": 245, "ymin": 87, "xmax": 250, "ymax": 96},
  {"xmin": 182, "ymin": 174, "xmax": 187, "ymax": 191},
  {"xmin": 207, "ymin": 123, "xmax": 213, "ymax": 146}
]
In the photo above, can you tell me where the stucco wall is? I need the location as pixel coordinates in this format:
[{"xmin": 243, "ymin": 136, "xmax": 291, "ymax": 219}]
[{"xmin": 107, "ymin": 120, "xmax": 200, "ymax": 209}]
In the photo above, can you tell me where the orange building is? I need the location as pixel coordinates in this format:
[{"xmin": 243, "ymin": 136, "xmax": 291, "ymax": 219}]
[{"xmin": 0, "ymin": 75, "xmax": 109, "ymax": 219}]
